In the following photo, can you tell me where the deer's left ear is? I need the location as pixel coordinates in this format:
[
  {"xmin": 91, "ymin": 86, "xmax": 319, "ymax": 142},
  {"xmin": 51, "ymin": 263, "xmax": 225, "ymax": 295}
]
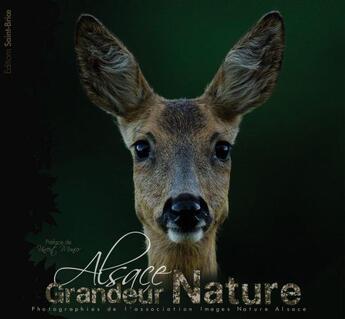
[
  {"xmin": 203, "ymin": 11, "xmax": 284, "ymax": 118},
  {"xmin": 75, "ymin": 14, "xmax": 153, "ymax": 119}
]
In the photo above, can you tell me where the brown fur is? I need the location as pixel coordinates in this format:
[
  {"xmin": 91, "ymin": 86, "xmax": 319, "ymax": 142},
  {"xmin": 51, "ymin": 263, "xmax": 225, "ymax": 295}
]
[{"xmin": 75, "ymin": 12, "xmax": 284, "ymax": 279}]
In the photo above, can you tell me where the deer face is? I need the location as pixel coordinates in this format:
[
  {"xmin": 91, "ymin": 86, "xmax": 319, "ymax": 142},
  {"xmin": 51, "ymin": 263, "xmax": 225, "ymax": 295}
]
[
  {"xmin": 121, "ymin": 97, "xmax": 240, "ymax": 243},
  {"xmin": 75, "ymin": 12, "xmax": 284, "ymax": 244}
]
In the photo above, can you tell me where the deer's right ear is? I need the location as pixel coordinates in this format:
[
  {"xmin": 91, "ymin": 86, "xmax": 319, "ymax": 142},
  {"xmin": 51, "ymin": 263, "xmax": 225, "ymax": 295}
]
[{"xmin": 75, "ymin": 14, "xmax": 153, "ymax": 119}]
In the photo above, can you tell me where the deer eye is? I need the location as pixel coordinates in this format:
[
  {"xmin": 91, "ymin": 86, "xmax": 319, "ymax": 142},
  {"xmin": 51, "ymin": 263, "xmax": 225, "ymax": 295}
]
[
  {"xmin": 215, "ymin": 141, "xmax": 232, "ymax": 161},
  {"xmin": 134, "ymin": 140, "xmax": 151, "ymax": 160}
]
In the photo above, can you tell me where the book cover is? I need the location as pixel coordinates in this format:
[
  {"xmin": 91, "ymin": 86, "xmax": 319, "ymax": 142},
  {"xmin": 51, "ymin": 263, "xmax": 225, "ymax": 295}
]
[{"xmin": 3, "ymin": 1, "xmax": 344, "ymax": 318}]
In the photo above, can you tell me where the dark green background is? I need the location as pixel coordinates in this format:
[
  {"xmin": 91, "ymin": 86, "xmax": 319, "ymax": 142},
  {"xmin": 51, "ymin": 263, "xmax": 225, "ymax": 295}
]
[{"xmin": 11, "ymin": 0, "xmax": 344, "ymax": 318}]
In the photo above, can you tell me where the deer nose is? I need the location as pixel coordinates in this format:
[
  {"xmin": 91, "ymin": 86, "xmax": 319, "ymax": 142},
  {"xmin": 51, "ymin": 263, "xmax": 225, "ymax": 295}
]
[
  {"xmin": 160, "ymin": 193, "xmax": 211, "ymax": 233},
  {"xmin": 171, "ymin": 198, "xmax": 201, "ymax": 215}
]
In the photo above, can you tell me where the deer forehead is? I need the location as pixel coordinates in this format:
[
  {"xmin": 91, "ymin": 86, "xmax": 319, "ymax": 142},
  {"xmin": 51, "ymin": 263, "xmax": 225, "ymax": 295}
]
[
  {"xmin": 119, "ymin": 98, "xmax": 240, "ymax": 147},
  {"xmin": 158, "ymin": 99, "xmax": 207, "ymax": 135}
]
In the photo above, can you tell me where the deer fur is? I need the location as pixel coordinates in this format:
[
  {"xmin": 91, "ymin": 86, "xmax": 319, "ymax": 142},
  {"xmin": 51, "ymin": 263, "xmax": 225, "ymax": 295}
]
[{"xmin": 75, "ymin": 11, "xmax": 284, "ymax": 279}]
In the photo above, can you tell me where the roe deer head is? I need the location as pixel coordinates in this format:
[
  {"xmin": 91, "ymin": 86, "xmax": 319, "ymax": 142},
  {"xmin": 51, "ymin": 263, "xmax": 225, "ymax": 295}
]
[{"xmin": 75, "ymin": 11, "xmax": 284, "ymax": 278}]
